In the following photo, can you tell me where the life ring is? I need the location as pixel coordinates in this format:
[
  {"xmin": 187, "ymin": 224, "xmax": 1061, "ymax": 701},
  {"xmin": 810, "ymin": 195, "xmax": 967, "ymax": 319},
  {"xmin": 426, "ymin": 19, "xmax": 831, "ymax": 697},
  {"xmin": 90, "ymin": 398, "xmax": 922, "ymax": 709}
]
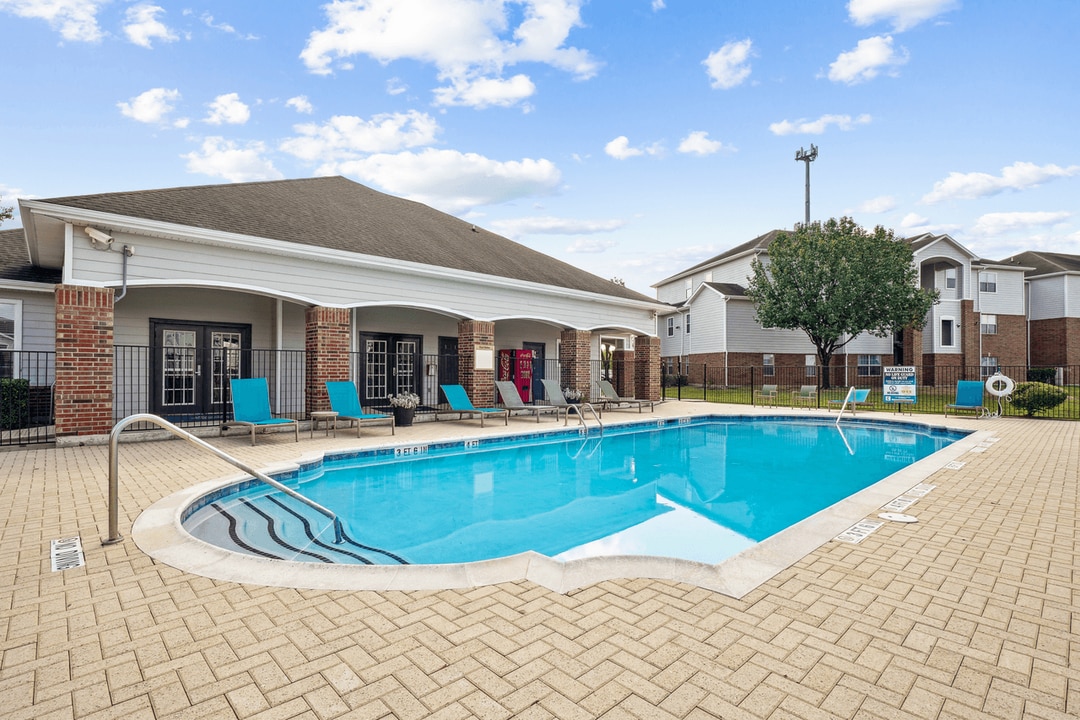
[{"xmin": 985, "ymin": 373, "xmax": 1014, "ymax": 397}]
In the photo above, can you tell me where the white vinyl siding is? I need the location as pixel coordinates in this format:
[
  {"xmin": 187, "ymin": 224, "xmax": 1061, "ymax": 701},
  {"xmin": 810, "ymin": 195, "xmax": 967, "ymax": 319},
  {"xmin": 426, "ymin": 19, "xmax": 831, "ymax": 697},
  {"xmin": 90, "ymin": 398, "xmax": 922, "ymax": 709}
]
[
  {"xmin": 685, "ymin": 290, "xmax": 726, "ymax": 354},
  {"xmin": 68, "ymin": 230, "xmax": 659, "ymax": 336},
  {"xmin": 1027, "ymin": 276, "xmax": 1067, "ymax": 320},
  {"xmin": 976, "ymin": 268, "xmax": 1026, "ymax": 315}
]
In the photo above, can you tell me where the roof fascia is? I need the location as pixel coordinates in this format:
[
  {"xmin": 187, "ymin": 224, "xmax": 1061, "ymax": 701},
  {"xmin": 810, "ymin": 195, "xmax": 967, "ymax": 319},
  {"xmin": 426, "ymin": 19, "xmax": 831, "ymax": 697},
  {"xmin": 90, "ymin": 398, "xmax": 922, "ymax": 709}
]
[
  {"xmin": 651, "ymin": 247, "xmax": 763, "ymax": 288},
  {"xmin": 25, "ymin": 201, "xmax": 667, "ymax": 314}
]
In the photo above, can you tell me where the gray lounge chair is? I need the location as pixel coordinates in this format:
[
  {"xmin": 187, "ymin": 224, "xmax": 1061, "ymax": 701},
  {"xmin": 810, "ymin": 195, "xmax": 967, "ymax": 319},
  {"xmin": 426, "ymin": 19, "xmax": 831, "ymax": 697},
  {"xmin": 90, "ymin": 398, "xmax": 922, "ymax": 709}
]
[
  {"xmin": 595, "ymin": 379, "xmax": 655, "ymax": 412},
  {"xmin": 496, "ymin": 381, "xmax": 560, "ymax": 422}
]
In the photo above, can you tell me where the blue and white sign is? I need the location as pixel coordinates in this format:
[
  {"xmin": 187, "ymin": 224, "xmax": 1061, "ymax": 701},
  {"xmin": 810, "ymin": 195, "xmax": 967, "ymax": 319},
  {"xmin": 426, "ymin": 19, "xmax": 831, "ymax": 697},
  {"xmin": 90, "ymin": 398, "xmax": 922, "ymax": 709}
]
[{"xmin": 883, "ymin": 366, "xmax": 917, "ymax": 404}]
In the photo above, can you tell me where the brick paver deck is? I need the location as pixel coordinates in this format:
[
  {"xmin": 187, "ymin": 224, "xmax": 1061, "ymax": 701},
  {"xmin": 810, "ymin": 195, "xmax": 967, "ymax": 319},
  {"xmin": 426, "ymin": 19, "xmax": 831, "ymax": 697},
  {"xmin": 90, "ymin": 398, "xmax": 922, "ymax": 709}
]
[{"xmin": 1, "ymin": 403, "xmax": 1076, "ymax": 719}]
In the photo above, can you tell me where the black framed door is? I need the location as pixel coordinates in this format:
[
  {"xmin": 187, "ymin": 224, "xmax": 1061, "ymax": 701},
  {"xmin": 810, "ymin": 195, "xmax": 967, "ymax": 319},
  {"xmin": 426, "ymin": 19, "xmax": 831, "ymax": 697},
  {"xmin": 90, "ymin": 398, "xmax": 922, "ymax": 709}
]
[
  {"xmin": 359, "ymin": 332, "xmax": 423, "ymax": 405},
  {"xmin": 523, "ymin": 341, "xmax": 546, "ymax": 401},
  {"xmin": 150, "ymin": 319, "xmax": 251, "ymax": 418}
]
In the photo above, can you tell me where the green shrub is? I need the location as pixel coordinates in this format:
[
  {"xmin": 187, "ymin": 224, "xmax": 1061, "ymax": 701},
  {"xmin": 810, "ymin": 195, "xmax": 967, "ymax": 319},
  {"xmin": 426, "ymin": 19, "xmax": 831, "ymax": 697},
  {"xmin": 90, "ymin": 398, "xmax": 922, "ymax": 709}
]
[
  {"xmin": 0, "ymin": 377, "xmax": 30, "ymax": 430},
  {"xmin": 663, "ymin": 374, "xmax": 688, "ymax": 388},
  {"xmin": 1007, "ymin": 381, "xmax": 1068, "ymax": 417},
  {"xmin": 1026, "ymin": 367, "xmax": 1057, "ymax": 384}
]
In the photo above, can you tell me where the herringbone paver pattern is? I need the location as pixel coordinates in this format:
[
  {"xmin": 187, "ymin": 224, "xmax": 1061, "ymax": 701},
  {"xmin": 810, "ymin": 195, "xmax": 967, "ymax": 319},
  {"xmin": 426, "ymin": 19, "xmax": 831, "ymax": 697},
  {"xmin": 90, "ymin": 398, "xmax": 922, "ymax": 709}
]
[{"xmin": 1, "ymin": 404, "xmax": 1076, "ymax": 719}]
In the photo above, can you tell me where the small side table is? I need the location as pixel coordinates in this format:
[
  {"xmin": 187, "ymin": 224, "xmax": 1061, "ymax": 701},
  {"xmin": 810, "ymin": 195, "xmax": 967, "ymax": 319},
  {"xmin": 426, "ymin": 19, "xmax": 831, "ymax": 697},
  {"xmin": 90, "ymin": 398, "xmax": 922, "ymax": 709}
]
[{"xmin": 310, "ymin": 411, "xmax": 338, "ymax": 438}]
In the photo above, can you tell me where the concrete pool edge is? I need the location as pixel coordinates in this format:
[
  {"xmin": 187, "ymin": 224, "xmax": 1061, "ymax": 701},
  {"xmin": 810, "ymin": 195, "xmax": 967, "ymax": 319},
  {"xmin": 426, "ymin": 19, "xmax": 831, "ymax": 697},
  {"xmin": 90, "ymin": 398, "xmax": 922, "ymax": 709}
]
[{"xmin": 132, "ymin": 414, "xmax": 992, "ymax": 598}]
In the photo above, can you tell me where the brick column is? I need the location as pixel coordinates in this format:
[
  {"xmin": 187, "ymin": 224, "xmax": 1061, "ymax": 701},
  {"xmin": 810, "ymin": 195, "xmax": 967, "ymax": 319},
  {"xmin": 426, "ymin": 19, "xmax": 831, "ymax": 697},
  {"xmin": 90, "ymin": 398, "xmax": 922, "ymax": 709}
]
[
  {"xmin": 613, "ymin": 349, "xmax": 636, "ymax": 398},
  {"xmin": 634, "ymin": 335, "xmax": 661, "ymax": 401},
  {"xmin": 559, "ymin": 329, "xmax": 592, "ymax": 401},
  {"xmin": 961, "ymin": 299, "xmax": 978, "ymax": 379},
  {"xmin": 305, "ymin": 307, "xmax": 351, "ymax": 415},
  {"xmin": 55, "ymin": 285, "xmax": 114, "ymax": 437},
  {"xmin": 902, "ymin": 323, "xmax": 924, "ymax": 368},
  {"xmin": 458, "ymin": 320, "xmax": 496, "ymax": 407}
]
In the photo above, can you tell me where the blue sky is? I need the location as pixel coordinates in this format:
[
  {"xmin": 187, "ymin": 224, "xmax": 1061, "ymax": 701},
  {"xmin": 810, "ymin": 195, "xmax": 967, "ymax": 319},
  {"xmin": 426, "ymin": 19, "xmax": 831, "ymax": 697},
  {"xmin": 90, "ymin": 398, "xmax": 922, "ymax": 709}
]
[{"xmin": 2, "ymin": 0, "xmax": 1078, "ymax": 295}]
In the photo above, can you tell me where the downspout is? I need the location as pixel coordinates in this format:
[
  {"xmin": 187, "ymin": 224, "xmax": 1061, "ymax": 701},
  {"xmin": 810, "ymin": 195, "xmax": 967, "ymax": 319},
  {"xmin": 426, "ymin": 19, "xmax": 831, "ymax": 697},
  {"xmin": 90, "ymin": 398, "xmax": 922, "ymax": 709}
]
[
  {"xmin": 275, "ymin": 298, "xmax": 283, "ymax": 415},
  {"xmin": 1024, "ymin": 279, "xmax": 1030, "ymax": 367},
  {"xmin": 113, "ymin": 245, "xmax": 135, "ymax": 302}
]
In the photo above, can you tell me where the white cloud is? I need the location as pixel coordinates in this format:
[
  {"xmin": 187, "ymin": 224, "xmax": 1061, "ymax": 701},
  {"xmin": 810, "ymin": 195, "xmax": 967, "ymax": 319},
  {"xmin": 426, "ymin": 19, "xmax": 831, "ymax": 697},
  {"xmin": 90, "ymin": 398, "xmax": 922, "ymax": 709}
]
[
  {"xmin": 490, "ymin": 216, "xmax": 625, "ymax": 238},
  {"xmin": 0, "ymin": 0, "xmax": 104, "ymax": 42},
  {"xmin": 566, "ymin": 238, "xmax": 617, "ymax": 253},
  {"xmin": 285, "ymin": 96, "xmax": 314, "ymax": 114},
  {"xmin": 898, "ymin": 212, "xmax": 961, "ymax": 237},
  {"xmin": 703, "ymin": 39, "xmax": 753, "ymax": 89},
  {"xmin": 604, "ymin": 136, "xmax": 661, "ymax": 160},
  {"xmin": 181, "ymin": 137, "xmax": 283, "ymax": 183},
  {"xmin": 652, "ymin": 0, "xmax": 665, "ymax": 9},
  {"xmin": 433, "ymin": 74, "xmax": 536, "ymax": 108},
  {"xmin": 117, "ymin": 87, "xmax": 186, "ymax": 126},
  {"xmin": 204, "ymin": 93, "xmax": 251, "ymax": 125},
  {"xmin": 677, "ymin": 131, "xmax": 725, "ymax": 156},
  {"xmin": 335, "ymin": 148, "xmax": 562, "ymax": 212},
  {"xmin": 280, "ymin": 111, "xmax": 440, "ymax": 162},
  {"xmin": 123, "ymin": 4, "xmax": 178, "ymax": 48},
  {"xmin": 971, "ymin": 211, "xmax": 1072, "ymax": 236},
  {"xmin": 299, "ymin": 0, "xmax": 597, "ymax": 109},
  {"xmin": 848, "ymin": 0, "xmax": 959, "ymax": 32},
  {"xmin": 200, "ymin": 12, "xmax": 257, "ymax": 39},
  {"xmin": 922, "ymin": 162, "xmax": 1080, "ymax": 204},
  {"xmin": 828, "ymin": 35, "xmax": 908, "ymax": 84},
  {"xmin": 386, "ymin": 77, "xmax": 408, "ymax": 95},
  {"xmin": 856, "ymin": 195, "xmax": 896, "ymax": 213},
  {"xmin": 769, "ymin": 113, "xmax": 872, "ymax": 135}
]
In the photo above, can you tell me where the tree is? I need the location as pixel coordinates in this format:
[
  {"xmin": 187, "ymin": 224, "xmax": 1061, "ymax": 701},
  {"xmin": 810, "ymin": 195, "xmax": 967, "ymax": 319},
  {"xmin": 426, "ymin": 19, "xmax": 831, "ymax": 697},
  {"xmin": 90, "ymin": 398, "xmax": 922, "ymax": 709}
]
[
  {"xmin": 746, "ymin": 217, "xmax": 937, "ymax": 389},
  {"xmin": 0, "ymin": 196, "xmax": 12, "ymax": 226}
]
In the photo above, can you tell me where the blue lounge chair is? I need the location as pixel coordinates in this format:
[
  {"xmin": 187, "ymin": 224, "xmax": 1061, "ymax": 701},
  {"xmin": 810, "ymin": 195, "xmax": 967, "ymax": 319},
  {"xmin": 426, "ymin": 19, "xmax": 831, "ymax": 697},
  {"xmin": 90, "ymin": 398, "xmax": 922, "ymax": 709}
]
[
  {"xmin": 945, "ymin": 380, "xmax": 987, "ymax": 417},
  {"xmin": 325, "ymin": 381, "xmax": 395, "ymax": 436},
  {"xmin": 496, "ymin": 380, "xmax": 559, "ymax": 422},
  {"xmin": 595, "ymin": 379, "xmax": 655, "ymax": 412},
  {"xmin": 828, "ymin": 387, "xmax": 872, "ymax": 414},
  {"xmin": 438, "ymin": 384, "xmax": 508, "ymax": 427},
  {"xmin": 226, "ymin": 378, "xmax": 299, "ymax": 445}
]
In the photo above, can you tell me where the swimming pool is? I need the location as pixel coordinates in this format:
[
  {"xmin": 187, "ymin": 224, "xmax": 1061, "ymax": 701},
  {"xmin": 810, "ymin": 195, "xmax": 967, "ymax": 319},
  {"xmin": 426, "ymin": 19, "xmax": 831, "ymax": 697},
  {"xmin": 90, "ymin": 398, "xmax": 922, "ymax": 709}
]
[{"xmin": 178, "ymin": 416, "xmax": 968, "ymax": 573}]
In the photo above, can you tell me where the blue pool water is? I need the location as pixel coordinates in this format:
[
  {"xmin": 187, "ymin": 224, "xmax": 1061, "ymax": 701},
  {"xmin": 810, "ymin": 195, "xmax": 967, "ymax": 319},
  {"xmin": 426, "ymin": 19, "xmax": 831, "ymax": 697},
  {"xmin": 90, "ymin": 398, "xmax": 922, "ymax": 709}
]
[{"xmin": 184, "ymin": 417, "xmax": 965, "ymax": 566}]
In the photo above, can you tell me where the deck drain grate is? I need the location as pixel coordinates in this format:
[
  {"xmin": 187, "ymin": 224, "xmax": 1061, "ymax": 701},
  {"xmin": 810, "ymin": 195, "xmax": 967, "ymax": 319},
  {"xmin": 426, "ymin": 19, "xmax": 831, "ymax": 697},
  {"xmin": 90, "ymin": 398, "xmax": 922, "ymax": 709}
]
[{"xmin": 51, "ymin": 536, "xmax": 85, "ymax": 572}]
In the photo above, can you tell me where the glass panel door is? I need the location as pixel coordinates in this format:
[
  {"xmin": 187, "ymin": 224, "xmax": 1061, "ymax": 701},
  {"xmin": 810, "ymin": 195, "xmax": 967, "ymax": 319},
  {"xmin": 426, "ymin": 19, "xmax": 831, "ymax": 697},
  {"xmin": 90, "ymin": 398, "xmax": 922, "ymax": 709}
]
[
  {"xmin": 211, "ymin": 331, "xmax": 243, "ymax": 405},
  {"xmin": 395, "ymin": 340, "xmax": 418, "ymax": 396},
  {"xmin": 365, "ymin": 338, "xmax": 388, "ymax": 400},
  {"xmin": 162, "ymin": 330, "xmax": 197, "ymax": 407}
]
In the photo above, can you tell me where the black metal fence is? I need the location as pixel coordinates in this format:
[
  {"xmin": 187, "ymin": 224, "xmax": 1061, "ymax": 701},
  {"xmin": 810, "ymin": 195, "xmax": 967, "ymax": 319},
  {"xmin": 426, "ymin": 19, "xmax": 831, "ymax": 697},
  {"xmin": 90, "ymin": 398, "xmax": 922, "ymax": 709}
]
[
  {"xmin": 663, "ymin": 363, "xmax": 1080, "ymax": 419},
  {"xmin": 0, "ymin": 350, "xmax": 56, "ymax": 446}
]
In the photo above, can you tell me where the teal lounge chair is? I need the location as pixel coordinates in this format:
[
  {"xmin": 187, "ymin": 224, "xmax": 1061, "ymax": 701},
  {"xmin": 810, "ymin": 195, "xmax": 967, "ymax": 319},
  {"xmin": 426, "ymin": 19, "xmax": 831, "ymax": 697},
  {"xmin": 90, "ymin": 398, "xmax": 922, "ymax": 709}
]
[
  {"xmin": 828, "ymin": 387, "xmax": 872, "ymax": 413},
  {"xmin": 945, "ymin": 380, "xmax": 987, "ymax": 417},
  {"xmin": 595, "ymin": 379, "xmax": 655, "ymax": 412},
  {"xmin": 438, "ymin": 384, "xmax": 509, "ymax": 427},
  {"xmin": 496, "ymin": 380, "xmax": 560, "ymax": 422},
  {"xmin": 325, "ymin": 381, "xmax": 395, "ymax": 436},
  {"xmin": 226, "ymin": 378, "xmax": 299, "ymax": 445}
]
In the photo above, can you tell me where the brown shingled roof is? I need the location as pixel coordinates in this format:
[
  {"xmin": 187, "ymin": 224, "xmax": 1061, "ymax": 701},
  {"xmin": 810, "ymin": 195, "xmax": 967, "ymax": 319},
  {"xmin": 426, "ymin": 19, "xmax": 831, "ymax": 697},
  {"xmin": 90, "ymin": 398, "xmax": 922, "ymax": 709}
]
[
  {"xmin": 0, "ymin": 228, "xmax": 62, "ymax": 284},
  {"xmin": 38, "ymin": 176, "xmax": 654, "ymax": 303},
  {"xmin": 1004, "ymin": 250, "xmax": 1080, "ymax": 276}
]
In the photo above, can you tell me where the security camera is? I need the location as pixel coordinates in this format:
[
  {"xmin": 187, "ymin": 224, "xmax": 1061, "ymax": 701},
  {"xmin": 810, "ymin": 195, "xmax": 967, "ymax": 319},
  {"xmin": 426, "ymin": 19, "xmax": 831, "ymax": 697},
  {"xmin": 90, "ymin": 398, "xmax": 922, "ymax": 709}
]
[{"xmin": 85, "ymin": 227, "xmax": 113, "ymax": 247}]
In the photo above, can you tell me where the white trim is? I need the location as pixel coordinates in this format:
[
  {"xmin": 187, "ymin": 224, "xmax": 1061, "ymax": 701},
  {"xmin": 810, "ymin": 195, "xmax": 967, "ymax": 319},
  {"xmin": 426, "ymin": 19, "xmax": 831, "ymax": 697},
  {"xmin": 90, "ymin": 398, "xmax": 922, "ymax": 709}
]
[
  {"xmin": 0, "ymin": 298, "xmax": 23, "ymax": 350},
  {"xmin": 0, "ymin": 279, "xmax": 55, "ymax": 293},
  {"xmin": 25, "ymin": 203, "xmax": 667, "ymax": 314}
]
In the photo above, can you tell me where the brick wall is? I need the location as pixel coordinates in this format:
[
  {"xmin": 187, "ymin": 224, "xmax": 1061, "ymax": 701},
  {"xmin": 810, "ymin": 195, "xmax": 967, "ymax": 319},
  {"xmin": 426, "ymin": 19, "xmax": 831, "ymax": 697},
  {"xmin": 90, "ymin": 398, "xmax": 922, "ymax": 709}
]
[
  {"xmin": 980, "ymin": 313, "xmax": 1027, "ymax": 368},
  {"xmin": 458, "ymin": 320, "xmax": 496, "ymax": 406},
  {"xmin": 1030, "ymin": 317, "xmax": 1080, "ymax": 367},
  {"xmin": 613, "ymin": 348, "xmax": 635, "ymax": 397},
  {"xmin": 559, "ymin": 329, "xmax": 592, "ymax": 401},
  {"xmin": 633, "ymin": 335, "xmax": 660, "ymax": 401},
  {"xmin": 305, "ymin": 306, "xmax": 351, "ymax": 414},
  {"xmin": 54, "ymin": 285, "xmax": 115, "ymax": 436}
]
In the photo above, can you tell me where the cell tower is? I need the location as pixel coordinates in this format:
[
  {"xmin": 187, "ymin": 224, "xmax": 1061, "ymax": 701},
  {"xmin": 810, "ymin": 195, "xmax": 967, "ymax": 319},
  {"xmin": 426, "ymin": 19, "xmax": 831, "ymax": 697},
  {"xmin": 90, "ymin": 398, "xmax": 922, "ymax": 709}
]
[{"xmin": 795, "ymin": 144, "xmax": 818, "ymax": 226}]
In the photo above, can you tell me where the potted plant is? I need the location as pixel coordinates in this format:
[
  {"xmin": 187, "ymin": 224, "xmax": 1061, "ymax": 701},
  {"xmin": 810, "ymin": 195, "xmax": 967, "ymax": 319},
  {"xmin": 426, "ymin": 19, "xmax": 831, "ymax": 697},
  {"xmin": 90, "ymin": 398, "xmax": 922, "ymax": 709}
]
[
  {"xmin": 388, "ymin": 391, "xmax": 420, "ymax": 427},
  {"xmin": 563, "ymin": 387, "xmax": 583, "ymax": 404}
]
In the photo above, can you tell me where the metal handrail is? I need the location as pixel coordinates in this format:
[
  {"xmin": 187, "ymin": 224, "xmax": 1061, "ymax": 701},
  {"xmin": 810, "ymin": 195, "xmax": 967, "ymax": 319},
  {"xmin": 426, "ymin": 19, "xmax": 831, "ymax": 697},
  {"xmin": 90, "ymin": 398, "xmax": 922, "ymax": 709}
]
[
  {"xmin": 563, "ymin": 402, "xmax": 603, "ymax": 433},
  {"xmin": 103, "ymin": 413, "xmax": 343, "ymax": 546},
  {"xmin": 834, "ymin": 386, "xmax": 857, "ymax": 426}
]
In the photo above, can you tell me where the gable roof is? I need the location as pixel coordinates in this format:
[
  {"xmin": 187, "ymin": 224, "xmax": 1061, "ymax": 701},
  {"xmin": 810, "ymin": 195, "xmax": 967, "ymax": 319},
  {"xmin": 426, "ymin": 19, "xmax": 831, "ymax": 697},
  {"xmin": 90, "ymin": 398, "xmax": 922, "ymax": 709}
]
[
  {"xmin": 653, "ymin": 229, "xmax": 783, "ymax": 287},
  {"xmin": 1001, "ymin": 250, "xmax": 1080, "ymax": 276},
  {"xmin": 0, "ymin": 228, "xmax": 62, "ymax": 284},
  {"xmin": 25, "ymin": 176, "xmax": 654, "ymax": 303}
]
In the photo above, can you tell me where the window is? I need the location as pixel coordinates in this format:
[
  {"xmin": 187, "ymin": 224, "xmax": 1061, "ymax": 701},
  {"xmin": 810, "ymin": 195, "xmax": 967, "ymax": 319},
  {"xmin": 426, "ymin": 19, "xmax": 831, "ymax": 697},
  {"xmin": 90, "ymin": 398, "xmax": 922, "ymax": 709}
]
[
  {"xmin": 667, "ymin": 317, "xmax": 675, "ymax": 337},
  {"xmin": 704, "ymin": 271, "xmax": 713, "ymax": 283},
  {"xmin": 0, "ymin": 300, "xmax": 20, "ymax": 378},
  {"xmin": 981, "ymin": 314, "xmax": 998, "ymax": 335},
  {"xmin": 684, "ymin": 313, "xmax": 690, "ymax": 334},
  {"xmin": 979, "ymin": 272, "xmax": 997, "ymax": 293},
  {"xmin": 981, "ymin": 356, "xmax": 999, "ymax": 377},
  {"xmin": 857, "ymin": 354, "xmax": 882, "ymax": 377},
  {"xmin": 805, "ymin": 354, "xmax": 817, "ymax": 377},
  {"xmin": 763, "ymin": 353, "xmax": 775, "ymax": 377},
  {"xmin": 941, "ymin": 318, "xmax": 955, "ymax": 347},
  {"xmin": 945, "ymin": 267, "xmax": 956, "ymax": 289},
  {"xmin": 684, "ymin": 278, "xmax": 692, "ymax": 299}
]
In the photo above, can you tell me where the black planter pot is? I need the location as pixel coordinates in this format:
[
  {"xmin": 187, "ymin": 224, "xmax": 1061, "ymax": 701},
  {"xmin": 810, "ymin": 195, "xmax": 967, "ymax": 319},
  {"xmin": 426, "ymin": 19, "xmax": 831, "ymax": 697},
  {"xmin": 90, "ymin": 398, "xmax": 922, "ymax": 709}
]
[{"xmin": 393, "ymin": 406, "xmax": 415, "ymax": 427}]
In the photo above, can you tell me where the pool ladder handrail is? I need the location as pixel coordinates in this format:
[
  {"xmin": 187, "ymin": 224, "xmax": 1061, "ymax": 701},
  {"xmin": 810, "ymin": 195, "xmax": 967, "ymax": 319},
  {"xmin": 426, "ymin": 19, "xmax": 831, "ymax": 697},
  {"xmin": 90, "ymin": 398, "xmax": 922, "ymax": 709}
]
[
  {"xmin": 563, "ymin": 402, "xmax": 603, "ymax": 433},
  {"xmin": 833, "ymin": 386, "xmax": 858, "ymax": 426},
  {"xmin": 104, "ymin": 413, "xmax": 344, "ymax": 546}
]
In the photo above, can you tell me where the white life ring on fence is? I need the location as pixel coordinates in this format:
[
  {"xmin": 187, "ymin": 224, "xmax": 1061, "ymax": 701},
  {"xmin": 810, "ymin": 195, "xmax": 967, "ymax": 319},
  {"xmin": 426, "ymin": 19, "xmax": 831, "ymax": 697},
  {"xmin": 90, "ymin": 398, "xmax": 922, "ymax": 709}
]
[{"xmin": 985, "ymin": 373, "xmax": 1015, "ymax": 397}]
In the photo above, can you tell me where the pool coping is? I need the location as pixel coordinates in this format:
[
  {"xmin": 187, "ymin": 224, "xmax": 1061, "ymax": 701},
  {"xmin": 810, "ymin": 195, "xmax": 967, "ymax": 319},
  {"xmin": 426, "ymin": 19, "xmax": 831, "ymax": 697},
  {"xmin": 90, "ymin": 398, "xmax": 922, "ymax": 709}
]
[{"xmin": 132, "ymin": 413, "xmax": 993, "ymax": 598}]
